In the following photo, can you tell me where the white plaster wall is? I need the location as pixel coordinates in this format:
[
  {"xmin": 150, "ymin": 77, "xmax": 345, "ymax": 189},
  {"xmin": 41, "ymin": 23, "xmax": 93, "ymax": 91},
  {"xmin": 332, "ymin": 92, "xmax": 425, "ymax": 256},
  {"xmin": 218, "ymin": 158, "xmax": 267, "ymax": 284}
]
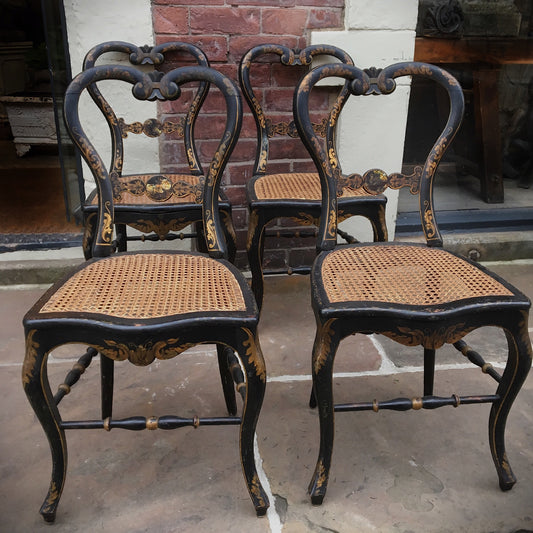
[
  {"xmin": 311, "ymin": 0, "xmax": 418, "ymax": 242},
  {"xmin": 63, "ymin": 0, "xmax": 155, "ymax": 194}
]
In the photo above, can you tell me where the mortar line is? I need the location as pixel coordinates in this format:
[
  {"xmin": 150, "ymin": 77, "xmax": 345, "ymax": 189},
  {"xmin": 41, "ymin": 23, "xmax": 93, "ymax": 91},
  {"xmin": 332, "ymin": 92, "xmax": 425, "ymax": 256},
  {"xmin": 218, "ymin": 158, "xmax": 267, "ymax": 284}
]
[{"xmin": 254, "ymin": 433, "xmax": 282, "ymax": 533}]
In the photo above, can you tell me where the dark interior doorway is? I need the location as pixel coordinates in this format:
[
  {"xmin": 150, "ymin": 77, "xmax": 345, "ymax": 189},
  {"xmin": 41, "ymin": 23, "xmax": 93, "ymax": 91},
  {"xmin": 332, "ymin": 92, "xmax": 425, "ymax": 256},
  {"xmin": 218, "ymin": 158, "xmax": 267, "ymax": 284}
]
[{"xmin": 0, "ymin": 0, "xmax": 82, "ymax": 252}]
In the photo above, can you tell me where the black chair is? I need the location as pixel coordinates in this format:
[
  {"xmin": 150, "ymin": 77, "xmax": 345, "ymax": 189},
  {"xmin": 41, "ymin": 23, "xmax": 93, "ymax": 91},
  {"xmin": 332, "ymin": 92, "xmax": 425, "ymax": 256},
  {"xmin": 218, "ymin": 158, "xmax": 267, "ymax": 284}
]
[
  {"xmin": 22, "ymin": 64, "xmax": 269, "ymax": 522},
  {"xmin": 239, "ymin": 44, "xmax": 388, "ymax": 309},
  {"xmin": 294, "ymin": 61, "xmax": 532, "ymax": 504},
  {"xmin": 80, "ymin": 41, "xmax": 236, "ymax": 260}
]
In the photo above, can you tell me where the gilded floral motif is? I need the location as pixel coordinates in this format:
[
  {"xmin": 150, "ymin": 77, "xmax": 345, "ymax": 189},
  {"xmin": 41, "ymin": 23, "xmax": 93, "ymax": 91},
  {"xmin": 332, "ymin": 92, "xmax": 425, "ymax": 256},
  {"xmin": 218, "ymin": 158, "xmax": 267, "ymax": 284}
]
[
  {"xmin": 313, "ymin": 319, "xmax": 337, "ymax": 374},
  {"xmin": 92, "ymin": 338, "xmax": 196, "ymax": 366},
  {"xmin": 242, "ymin": 328, "xmax": 266, "ymax": 383},
  {"xmin": 22, "ymin": 329, "xmax": 39, "ymax": 387}
]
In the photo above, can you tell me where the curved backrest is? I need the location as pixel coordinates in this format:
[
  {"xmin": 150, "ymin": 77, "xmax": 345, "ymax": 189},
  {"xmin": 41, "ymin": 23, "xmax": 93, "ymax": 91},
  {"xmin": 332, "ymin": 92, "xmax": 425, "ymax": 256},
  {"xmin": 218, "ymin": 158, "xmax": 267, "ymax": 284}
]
[
  {"xmin": 239, "ymin": 43, "xmax": 354, "ymax": 176},
  {"xmin": 64, "ymin": 65, "xmax": 242, "ymax": 259},
  {"xmin": 294, "ymin": 62, "xmax": 465, "ymax": 251},
  {"xmin": 83, "ymin": 41, "xmax": 210, "ymax": 177}
]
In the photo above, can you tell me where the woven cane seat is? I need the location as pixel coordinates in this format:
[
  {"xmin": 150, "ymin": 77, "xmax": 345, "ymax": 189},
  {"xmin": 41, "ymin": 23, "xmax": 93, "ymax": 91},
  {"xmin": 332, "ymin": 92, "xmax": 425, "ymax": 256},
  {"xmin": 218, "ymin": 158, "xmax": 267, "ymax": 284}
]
[
  {"xmin": 39, "ymin": 253, "xmax": 247, "ymax": 318},
  {"xmin": 89, "ymin": 174, "xmax": 222, "ymax": 206},
  {"xmin": 320, "ymin": 245, "xmax": 513, "ymax": 306},
  {"xmin": 253, "ymin": 172, "xmax": 372, "ymax": 201}
]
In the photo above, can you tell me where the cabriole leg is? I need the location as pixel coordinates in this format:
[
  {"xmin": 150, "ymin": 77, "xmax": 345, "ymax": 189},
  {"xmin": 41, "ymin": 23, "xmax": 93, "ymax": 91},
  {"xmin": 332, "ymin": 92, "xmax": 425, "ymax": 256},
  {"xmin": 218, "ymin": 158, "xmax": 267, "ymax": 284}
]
[
  {"xmin": 308, "ymin": 319, "xmax": 339, "ymax": 505},
  {"xmin": 216, "ymin": 344, "xmax": 237, "ymax": 415},
  {"xmin": 236, "ymin": 327, "xmax": 269, "ymax": 516},
  {"xmin": 22, "ymin": 330, "xmax": 67, "ymax": 523},
  {"xmin": 490, "ymin": 314, "xmax": 532, "ymax": 490}
]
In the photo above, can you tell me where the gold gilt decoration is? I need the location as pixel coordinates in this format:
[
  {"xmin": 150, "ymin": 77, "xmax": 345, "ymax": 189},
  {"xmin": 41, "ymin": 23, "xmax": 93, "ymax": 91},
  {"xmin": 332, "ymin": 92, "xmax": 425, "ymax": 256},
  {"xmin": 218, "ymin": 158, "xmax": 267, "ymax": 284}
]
[
  {"xmin": 101, "ymin": 202, "xmax": 113, "ymax": 244},
  {"xmin": 247, "ymin": 210, "xmax": 260, "ymax": 250},
  {"xmin": 242, "ymin": 328, "xmax": 266, "ymax": 383},
  {"xmin": 337, "ymin": 167, "xmax": 422, "ymax": 196},
  {"xmin": 91, "ymin": 338, "xmax": 196, "ymax": 366},
  {"xmin": 250, "ymin": 473, "xmax": 267, "ymax": 508},
  {"xmin": 82, "ymin": 212, "xmax": 97, "ymax": 254},
  {"xmin": 314, "ymin": 459, "xmax": 327, "ymax": 490},
  {"xmin": 41, "ymin": 481, "xmax": 60, "ymax": 516},
  {"xmin": 313, "ymin": 319, "xmax": 337, "ymax": 374},
  {"xmin": 382, "ymin": 323, "xmax": 475, "ymax": 350},
  {"xmin": 128, "ymin": 218, "xmax": 189, "ymax": 239},
  {"xmin": 266, "ymin": 118, "xmax": 328, "ymax": 139},
  {"xmin": 292, "ymin": 212, "xmax": 320, "ymax": 227},
  {"xmin": 146, "ymin": 175, "xmax": 174, "ymax": 202},
  {"xmin": 22, "ymin": 329, "xmax": 39, "ymax": 386},
  {"xmin": 327, "ymin": 197, "xmax": 337, "ymax": 240},
  {"xmin": 111, "ymin": 175, "xmax": 204, "ymax": 204},
  {"xmin": 118, "ymin": 117, "xmax": 186, "ymax": 138},
  {"xmin": 423, "ymin": 199, "xmax": 436, "ymax": 238},
  {"xmin": 204, "ymin": 210, "xmax": 217, "ymax": 250}
]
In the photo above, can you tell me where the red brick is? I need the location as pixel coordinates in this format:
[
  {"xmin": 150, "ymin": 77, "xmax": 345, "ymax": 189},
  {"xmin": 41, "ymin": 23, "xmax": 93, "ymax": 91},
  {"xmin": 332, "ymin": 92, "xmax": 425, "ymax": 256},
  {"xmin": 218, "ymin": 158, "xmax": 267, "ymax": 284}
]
[
  {"xmin": 152, "ymin": 6, "xmax": 189, "ymax": 35},
  {"xmin": 264, "ymin": 87, "xmax": 296, "ymax": 112},
  {"xmin": 155, "ymin": 35, "xmax": 228, "ymax": 62},
  {"xmin": 240, "ymin": 114, "xmax": 260, "ymax": 140},
  {"xmin": 154, "ymin": 0, "xmax": 223, "ymax": 4},
  {"xmin": 297, "ymin": 0, "xmax": 344, "ymax": 7},
  {"xmin": 224, "ymin": 185, "xmax": 247, "ymax": 206},
  {"xmin": 230, "ymin": 0, "xmax": 295, "ymax": 6},
  {"xmin": 191, "ymin": 7, "xmax": 260, "ymax": 35},
  {"xmin": 308, "ymin": 8, "xmax": 343, "ymax": 30},
  {"xmin": 262, "ymin": 8, "xmax": 308, "ymax": 35},
  {"xmin": 269, "ymin": 137, "xmax": 309, "ymax": 160},
  {"xmin": 227, "ymin": 163, "xmax": 254, "ymax": 186},
  {"xmin": 229, "ymin": 36, "xmax": 299, "ymax": 64}
]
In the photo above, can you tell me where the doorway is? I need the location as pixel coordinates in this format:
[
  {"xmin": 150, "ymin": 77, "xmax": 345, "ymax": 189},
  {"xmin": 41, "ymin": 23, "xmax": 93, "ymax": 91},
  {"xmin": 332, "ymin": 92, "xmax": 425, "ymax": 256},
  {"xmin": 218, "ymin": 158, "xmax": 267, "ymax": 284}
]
[{"xmin": 0, "ymin": 0, "xmax": 82, "ymax": 252}]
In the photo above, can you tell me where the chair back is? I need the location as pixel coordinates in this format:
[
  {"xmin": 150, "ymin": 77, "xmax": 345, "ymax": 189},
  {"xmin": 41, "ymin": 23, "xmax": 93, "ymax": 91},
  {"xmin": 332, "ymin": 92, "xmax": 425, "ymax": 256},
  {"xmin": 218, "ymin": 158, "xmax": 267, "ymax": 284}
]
[
  {"xmin": 64, "ymin": 65, "xmax": 242, "ymax": 258},
  {"xmin": 83, "ymin": 41, "xmax": 210, "ymax": 180},
  {"xmin": 239, "ymin": 44, "xmax": 354, "ymax": 176},
  {"xmin": 294, "ymin": 62, "xmax": 465, "ymax": 252}
]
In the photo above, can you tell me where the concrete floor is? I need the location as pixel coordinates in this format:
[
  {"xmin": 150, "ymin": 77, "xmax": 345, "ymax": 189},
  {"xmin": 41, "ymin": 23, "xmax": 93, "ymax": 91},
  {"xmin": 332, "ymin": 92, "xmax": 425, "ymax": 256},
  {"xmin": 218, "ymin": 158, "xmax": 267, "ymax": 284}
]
[{"xmin": 1, "ymin": 263, "xmax": 533, "ymax": 532}]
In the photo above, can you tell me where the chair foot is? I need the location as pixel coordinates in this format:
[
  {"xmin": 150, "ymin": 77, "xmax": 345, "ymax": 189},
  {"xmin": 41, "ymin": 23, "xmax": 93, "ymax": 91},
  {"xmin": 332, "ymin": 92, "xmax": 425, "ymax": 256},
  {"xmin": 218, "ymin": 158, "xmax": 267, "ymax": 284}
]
[
  {"xmin": 40, "ymin": 492, "xmax": 59, "ymax": 523},
  {"xmin": 499, "ymin": 474, "xmax": 516, "ymax": 492},
  {"xmin": 255, "ymin": 503, "xmax": 268, "ymax": 517}
]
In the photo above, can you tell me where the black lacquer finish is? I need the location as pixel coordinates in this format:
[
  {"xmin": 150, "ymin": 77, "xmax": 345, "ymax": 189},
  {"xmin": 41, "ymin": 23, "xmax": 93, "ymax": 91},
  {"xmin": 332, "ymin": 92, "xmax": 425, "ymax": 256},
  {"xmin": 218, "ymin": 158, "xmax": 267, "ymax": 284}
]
[
  {"xmin": 22, "ymin": 65, "xmax": 269, "ymax": 522},
  {"xmin": 239, "ymin": 44, "xmax": 388, "ymax": 309},
  {"xmin": 80, "ymin": 41, "xmax": 236, "ymax": 260},
  {"xmin": 294, "ymin": 61, "xmax": 532, "ymax": 505}
]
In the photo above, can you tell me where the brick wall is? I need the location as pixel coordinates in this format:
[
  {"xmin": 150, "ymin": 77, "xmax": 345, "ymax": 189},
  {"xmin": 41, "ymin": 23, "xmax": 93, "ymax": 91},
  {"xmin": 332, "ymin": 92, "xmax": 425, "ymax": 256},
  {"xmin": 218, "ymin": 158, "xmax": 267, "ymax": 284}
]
[{"xmin": 152, "ymin": 0, "xmax": 345, "ymax": 269}]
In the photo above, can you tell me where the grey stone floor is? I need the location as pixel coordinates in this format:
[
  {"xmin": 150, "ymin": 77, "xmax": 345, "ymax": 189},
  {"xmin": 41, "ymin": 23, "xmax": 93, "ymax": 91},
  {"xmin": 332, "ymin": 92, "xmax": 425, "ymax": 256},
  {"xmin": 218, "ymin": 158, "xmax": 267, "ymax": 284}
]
[{"xmin": 1, "ymin": 262, "xmax": 533, "ymax": 532}]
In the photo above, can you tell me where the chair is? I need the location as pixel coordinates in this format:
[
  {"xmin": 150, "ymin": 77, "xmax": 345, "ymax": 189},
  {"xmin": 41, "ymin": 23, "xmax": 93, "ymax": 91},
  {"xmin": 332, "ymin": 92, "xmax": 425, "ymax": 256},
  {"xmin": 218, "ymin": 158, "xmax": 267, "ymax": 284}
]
[
  {"xmin": 294, "ymin": 61, "xmax": 532, "ymax": 504},
  {"xmin": 239, "ymin": 44, "xmax": 388, "ymax": 309},
  {"xmin": 22, "ymin": 64, "xmax": 269, "ymax": 522},
  {"xmin": 80, "ymin": 41, "xmax": 236, "ymax": 260}
]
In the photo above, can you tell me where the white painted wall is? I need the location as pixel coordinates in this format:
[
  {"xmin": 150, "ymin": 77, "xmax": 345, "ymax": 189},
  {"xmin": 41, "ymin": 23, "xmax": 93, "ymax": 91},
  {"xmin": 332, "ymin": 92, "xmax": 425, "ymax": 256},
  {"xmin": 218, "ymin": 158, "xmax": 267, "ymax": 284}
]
[
  {"xmin": 63, "ymin": 0, "xmax": 155, "ymax": 194},
  {"xmin": 311, "ymin": 0, "xmax": 418, "ymax": 241}
]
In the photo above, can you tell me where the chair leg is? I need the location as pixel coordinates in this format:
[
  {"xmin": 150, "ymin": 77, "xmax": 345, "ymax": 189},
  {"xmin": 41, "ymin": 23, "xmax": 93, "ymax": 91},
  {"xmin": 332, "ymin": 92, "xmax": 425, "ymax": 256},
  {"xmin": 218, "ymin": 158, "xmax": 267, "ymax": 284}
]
[
  {"xmin": 489, "ymin": 315, "xmax": 532, "ymax": 490},
  {"xmin": 115, "ymin": 223, "xmax": 128, "ymax": 252},
  {"xmin": 246, "ymin": 209, "xmax": 266, "ymax": 311},
  {"xmin": 22, "ymin": 331, "xmax": 67, "ymax": 523},
  {"xmin": 369, "ymin": 205, "xmax": 388, "ymax": 242},
  {"xmin": 100, "ymin": 354, "xmax": 114, "ymax": 419},
  {"xmin": 423, "ymin": 348, "xmax": 436, "ymax": 396},
  {"xmin": 308, "ymin": 319, "xmax": 340, "ymax": 505},
  {"xmin": 235, "ymin": 327, "xmax": 269, "ymax": 516},
  {"xmin": 216, "ymin": 344, "xmax": 237, "ymax": 416},
  {"xmin": 221, "ymin": 209, "xmax": 237, "ymax": 264},
  {"xmin": 82, "ymin": 213, "xmax": 97, "ymax": 260}
]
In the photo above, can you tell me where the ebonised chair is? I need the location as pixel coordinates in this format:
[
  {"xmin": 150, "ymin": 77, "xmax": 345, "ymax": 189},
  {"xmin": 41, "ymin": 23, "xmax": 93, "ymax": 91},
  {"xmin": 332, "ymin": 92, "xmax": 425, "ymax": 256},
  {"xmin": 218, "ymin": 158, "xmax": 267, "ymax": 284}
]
[
  {"xmin": 239, "ymin": 44, "xmax": 388, "ymax": 309},
  {"xmin": 80, "ymin": 41, "xmax": 236, "ymax": 260},
  {"xmin": 22, "ymin": 64, "xmax": 269, "ymax": 522},
  {"xmin": 294, "ymin": 61, "xmax": 532, "ymax": 504}
]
